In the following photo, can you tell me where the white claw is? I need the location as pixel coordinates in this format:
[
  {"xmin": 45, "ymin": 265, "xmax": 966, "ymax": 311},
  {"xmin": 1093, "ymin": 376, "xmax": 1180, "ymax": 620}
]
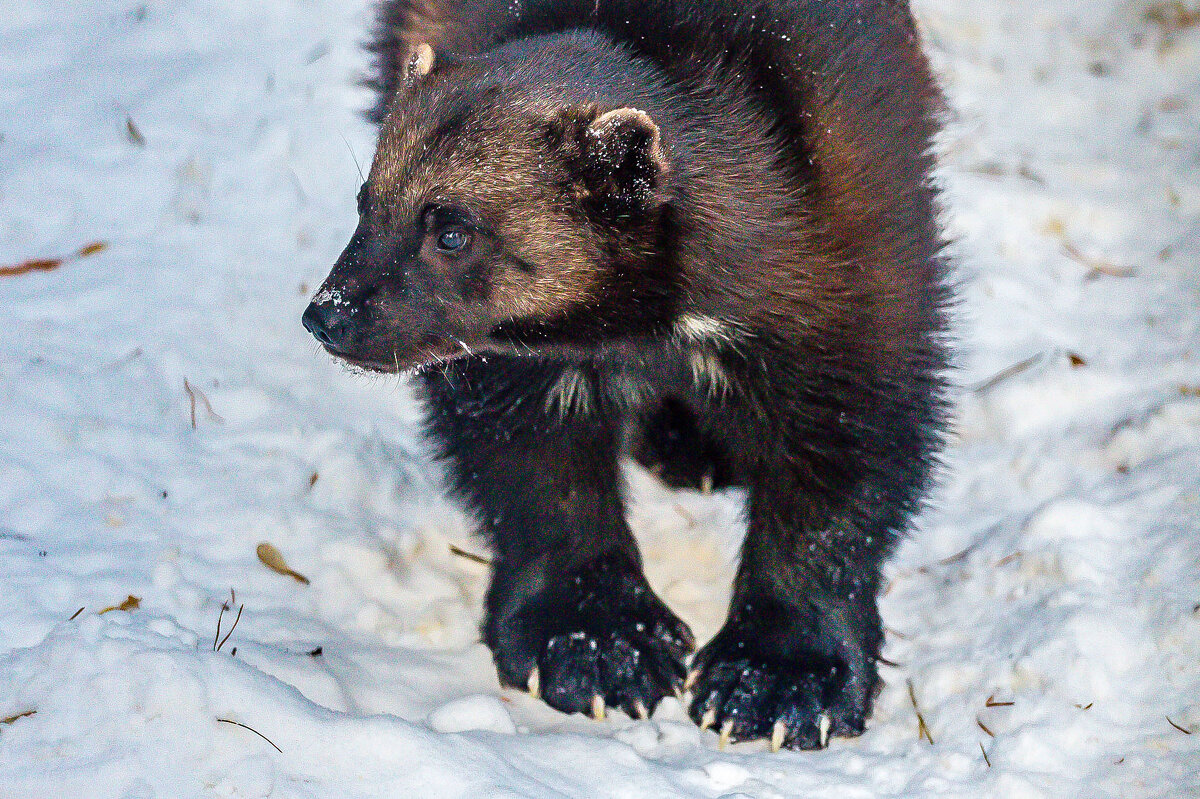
[
  {"xmin": 684, "ymin": 669, "xmax": 700, "ymax": 691},
  {"xmin": 591, "ymin": 695, "xmax": 606, "ymax": 721},
  {"xmin": 634, "ymin": 701, "xmax": 650, "ymax": 721},
  {"xmin": 699, "ymin": 707, "xmax": 717, "ymax": 731},
  {"xmin": 700, "ymin": 471, "xmax": 714, "ymax": 495},
  {"xmin": 770, "ymin": 720, "xmax": 787, "ymax": 753},
  {"xmin": 818, "ymin": 713, "xmax": 831, "ymax": 748},
  {"xmin": 718, "ymin": 719, "xmax": 734, "ymax": 750},
  {"xmin": 527, "ymin": 667, "xmax": 540, "ymax": 700}
]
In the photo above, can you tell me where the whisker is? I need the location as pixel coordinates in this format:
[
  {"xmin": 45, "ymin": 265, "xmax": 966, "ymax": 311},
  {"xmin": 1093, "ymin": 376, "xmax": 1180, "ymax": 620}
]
[{"xmin": 340, "ymin": 133, "xmax": 365, "ymax": 182}]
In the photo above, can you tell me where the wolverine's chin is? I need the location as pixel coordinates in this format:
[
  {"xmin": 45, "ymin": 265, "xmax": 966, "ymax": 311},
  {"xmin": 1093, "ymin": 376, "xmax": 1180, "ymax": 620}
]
[{"xmin": 325, "ymin": 340, "xmax": 470, "ymax": 374}]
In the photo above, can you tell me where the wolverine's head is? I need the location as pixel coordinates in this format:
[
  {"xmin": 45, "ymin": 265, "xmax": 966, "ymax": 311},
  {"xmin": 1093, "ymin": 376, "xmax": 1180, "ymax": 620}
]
[{"xmin": 303, "ymin": 33, "xmax": 676, "ymax": 372}]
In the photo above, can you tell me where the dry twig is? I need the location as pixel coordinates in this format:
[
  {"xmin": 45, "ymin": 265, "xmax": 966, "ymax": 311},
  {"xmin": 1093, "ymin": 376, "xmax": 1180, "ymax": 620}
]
[
  {"xmin": 183, "ymin": 378, "xmax": 224, "ymax": 429},
  {"xmin": 907, "ymin": 679, "xmax": 934, "ymax": 744},
  {"xmin": 216, "ymin": 718, "xmax": 282, "ymax": 753},
  {"xmin": 449, "ymin": 544, "xmax": 491, "ymax": 565},
  {"xmin": 1, "ymin": 241, "xmax": 107, "ymax": 277}
]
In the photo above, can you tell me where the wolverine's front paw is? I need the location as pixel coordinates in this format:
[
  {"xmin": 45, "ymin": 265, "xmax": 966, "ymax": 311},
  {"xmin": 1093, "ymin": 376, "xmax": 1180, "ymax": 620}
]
[
  {"xmin": 487, "ymin": 552, "xmax": 695, "ymax": 719},
  {"xmin": 687, "ymin": 620, "xmax": 877, "ymax": 750}
]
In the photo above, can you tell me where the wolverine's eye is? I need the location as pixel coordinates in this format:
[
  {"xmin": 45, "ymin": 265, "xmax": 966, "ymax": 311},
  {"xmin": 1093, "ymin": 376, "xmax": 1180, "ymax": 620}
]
[{"xmin": 437, "ymin": 228, "xmax": 470, "ymax": 253}]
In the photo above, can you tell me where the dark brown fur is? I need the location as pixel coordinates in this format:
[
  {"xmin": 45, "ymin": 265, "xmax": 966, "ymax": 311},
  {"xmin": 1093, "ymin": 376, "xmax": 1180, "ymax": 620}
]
[{"xmin": 304, "ymin": 0, "xmax": 950, "ymax": 750}]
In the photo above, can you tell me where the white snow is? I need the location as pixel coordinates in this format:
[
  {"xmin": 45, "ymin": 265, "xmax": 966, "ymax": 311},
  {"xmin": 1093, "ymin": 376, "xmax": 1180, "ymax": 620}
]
[{"xmin": 1, "ymin": 0, "xmax": 1198, "ymax": 797}]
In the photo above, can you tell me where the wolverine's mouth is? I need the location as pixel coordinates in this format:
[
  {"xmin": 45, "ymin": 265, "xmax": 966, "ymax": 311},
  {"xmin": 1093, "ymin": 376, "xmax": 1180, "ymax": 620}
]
[{"xmin": 323, "ymin": 338, "xmax": 470, "ymax": 374}]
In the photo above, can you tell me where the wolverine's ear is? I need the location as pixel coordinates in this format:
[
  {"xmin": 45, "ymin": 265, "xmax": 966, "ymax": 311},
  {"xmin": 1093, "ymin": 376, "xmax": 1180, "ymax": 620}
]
[
  {"xmin": 403, "ymin": 43, "xmax": 435, "ymax": 87},
  {"xmin": 576, "ymin": 107, "xmax": 669, "ymax": 211}
]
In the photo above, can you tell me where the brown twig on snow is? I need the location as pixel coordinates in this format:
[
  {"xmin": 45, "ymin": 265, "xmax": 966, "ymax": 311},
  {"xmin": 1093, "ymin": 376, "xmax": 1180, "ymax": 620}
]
[
  {"xmin": 994, "ymin": 552, "xmax": 1023, "ymax": 568},
  {"xmin": 217, "ymin": 604, "xmax": 243, "ymax": 653},
  {"xmin": 907, "ymin": 679, "xmax": 934, "ymax": 744},
  {"xmin": 976, "ymin": 717, "xmax": 995, "ymax": 737},
  {"xmin": 971, "ymin": 353, "xmax": 1044, "ymax": 393},
  {"xmin": 985, "ymin": 694, "xmax": 1015, "ymax": 708},
  {"xmin": 1166, "ymin": 716, "xmax": 1192, "ymax": 734},
  {"xmin": 98, "ymin": 595, "xmax": 140, "ymax": 614},
  {"xmin": 449, "ymin": 544, "xmax": 492, "ymax": 565},
  {"xmin": 1, "ymin": 241, "xmax": 108, "ymax": 278},
  {"xmin": 216, "ymin": 718, "xmax": 282, "ymax": 753},
  {"xmin": 1062, "ymin": 241, "xmax": 1134, "ymax": 278},
  {"xmin": 183, "ymin": 378, "xmax": 224, "ymax": 429},
  {"xmin": 213, "ymin": 601, "xmax": 228, "ymax": 651},
  {"xmin": 68, "ymin": 607, "xmax": 85, "ymax": 620},
  {"xmin": 1, "ymin": 710, "xmax": 36, "ymax": 725}
]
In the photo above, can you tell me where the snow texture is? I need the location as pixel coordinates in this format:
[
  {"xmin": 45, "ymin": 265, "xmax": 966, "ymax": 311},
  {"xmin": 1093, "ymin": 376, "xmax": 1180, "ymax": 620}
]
[{"xmin": 1, "ymin": 1, "xmax": 1198, "ymax": 797}]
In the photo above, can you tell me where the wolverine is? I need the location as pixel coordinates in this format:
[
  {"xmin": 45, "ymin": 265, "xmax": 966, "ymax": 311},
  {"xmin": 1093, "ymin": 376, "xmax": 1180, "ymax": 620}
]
[{"xmin": 303, "ymin": 0, "xmax": 949, "ymax": 750}]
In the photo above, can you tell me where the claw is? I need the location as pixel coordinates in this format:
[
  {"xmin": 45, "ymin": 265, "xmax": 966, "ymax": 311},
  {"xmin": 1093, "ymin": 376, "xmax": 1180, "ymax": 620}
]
[
  {"xmin": 699, "ymin": 707, "xmax": 716, "ymax": 731},
  {"xmin": 591, "ymin": 694, "xmax": 606, "ymax": 721},
  {"xmin": 770, "ymin": 719, "xmax": 787, "ymax": 753},
  {"xmin": 718, "ymin": 719, "xmax": 733, "ymax": 750},
  {"xmin": 818, "ymin": 713, "xmax": 831, "ymax": 748},
  {"xmin": 700, "ymin": 471, "xmax": 714, "ymax": 495},
  {"xmin": 634, "ymin": 700, "xmax": 649, "ymax": 720},
  {"xmin": 684, "ymin": 669, "xmax": 700, "ymax": 691},
  {"xmin": 526, "ymin": 667, "xmax": 540, "ymax": 700}
]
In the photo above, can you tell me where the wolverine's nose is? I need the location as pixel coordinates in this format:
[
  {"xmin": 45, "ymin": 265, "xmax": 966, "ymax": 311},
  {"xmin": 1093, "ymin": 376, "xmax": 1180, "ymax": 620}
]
[{"xmin": 303, "ymin": 302, "xmax": 356, "ymax": 353}]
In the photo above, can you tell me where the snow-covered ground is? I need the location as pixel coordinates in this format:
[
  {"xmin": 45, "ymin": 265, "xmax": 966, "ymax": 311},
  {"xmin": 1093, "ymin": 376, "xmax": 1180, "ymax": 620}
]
[{"xmin": 1, "ymin": 0, "xmax": 1197, "ymax": 796}]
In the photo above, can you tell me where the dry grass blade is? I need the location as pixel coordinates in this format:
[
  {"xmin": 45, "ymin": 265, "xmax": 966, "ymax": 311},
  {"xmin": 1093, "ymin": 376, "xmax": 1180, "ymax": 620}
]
[
  {"xmin": 985, "ymin": 694, "xmax": 1014, "ymax": 707},
  {"xmin": 907, "ymin": 679, "xmax": 934, "ymax": 744},
  {"xmin": 125, "ymin": 115, "xmax": 146, "ymax": 147},
  {"xmin": 971, "ymin": 353, "xmax": 1043, "ymax": 393},
  {"xmin": 98, "ymin": 595, "xmax": 140, "ymax": 614},
  {"xmin": 1166, "ymin": 716, "xmax": 1192, "ymax": 734},
  {"xmin": 0, "ymin": 257, "xmax": 63, "ymax": 277},
  {"xmin": 68, "ymin": 607, "xmax": 85, "ymax": 620},
  {"xmin": 183, "ymin": 378, "xmax": 223, "ymax": 429},
  {"xmin": 216, "ymin": 718, "xmax": 282, "ymax": 753},
  {"xmin": 449, "ymin": 543, "xmax": 491, "ymax": 565},
  {"xmin": 1, "ymin": 710, "xmax": 36, "ymax": 724},
  {"xmin": 256, "ymin": 542, "xmax": 310, "ymax": 584},
  {"xmin": 980, "ymin": 742, "xmax": 992, "ymax": 767},
  {"xmin": 2, "ymin": 240, "xmax": 108, "ymax": 278},
  {"xmin": 1062, "ymin": 241, "xmax": 1134, "ymax": 278},
  {"xmin": 976, "ymin": 717, "xmax": 994, "ymax": 737},
  {"xmin": 213, "ymin": 599, "xmax": 244, "ymax": 652},
  {"xmin": 77, "ymin": 241, "xmax": 108, "ymax": 257},
  {"xmin": 218, "ymin": 604, "xmax": 243, "ymax": 652},
  {"xmin": 213, "ymin": 602, "xmax": 228, "ymax": 650}
]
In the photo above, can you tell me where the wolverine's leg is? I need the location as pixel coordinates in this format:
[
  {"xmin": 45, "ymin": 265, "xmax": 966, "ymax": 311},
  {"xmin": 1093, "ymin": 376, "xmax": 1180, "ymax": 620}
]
[
  {"xmin": 686, "ymin": 338, "xmax": 942, "ymax": 748},
  {"xmin": 418, "ymin": 355, "xmax": 694, "ymax": 717}
]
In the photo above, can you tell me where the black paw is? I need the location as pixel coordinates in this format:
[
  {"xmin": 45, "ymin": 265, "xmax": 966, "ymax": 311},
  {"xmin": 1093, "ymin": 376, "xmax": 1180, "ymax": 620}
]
[
  {"xmin": 629, "ymin": 397, "xmax": 736, "ymax": 492},
  {"xmin": 687, "ymin": 621, "xmax": 875, "ymax": 750},
  {"xmin": 487, "ymin": 552, "xmax": 695, "ymax": 719}
]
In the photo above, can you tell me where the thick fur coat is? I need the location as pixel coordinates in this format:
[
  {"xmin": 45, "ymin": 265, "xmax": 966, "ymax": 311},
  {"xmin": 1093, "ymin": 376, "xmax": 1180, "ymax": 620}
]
[{"xmin": 303, "ymin": 0, "xmax": 949, "ymax": 749}]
